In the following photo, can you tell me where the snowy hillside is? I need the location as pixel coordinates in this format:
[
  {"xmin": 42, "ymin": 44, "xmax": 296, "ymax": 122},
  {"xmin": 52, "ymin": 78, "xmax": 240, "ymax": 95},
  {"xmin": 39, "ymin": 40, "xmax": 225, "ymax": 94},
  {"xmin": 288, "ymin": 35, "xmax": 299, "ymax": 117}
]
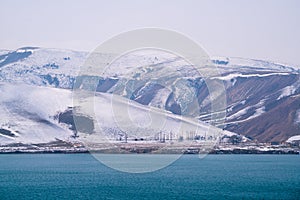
[
  {"xmin": 0, "ymin": 83, "xmax": 230, "ymax": 146},
  {"xmin": 0, "ymin": 47, "xmax": 87, "ymax": 88},
  {"xmin": 0, "ymin": 83, "xmax": 73, "ymax": 144}
]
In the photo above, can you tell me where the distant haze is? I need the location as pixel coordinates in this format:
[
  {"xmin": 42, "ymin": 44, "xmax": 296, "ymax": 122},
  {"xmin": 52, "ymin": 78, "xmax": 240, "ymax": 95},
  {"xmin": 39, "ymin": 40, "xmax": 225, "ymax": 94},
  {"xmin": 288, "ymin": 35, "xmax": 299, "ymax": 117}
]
[{"xmin": 1, "ymin": 0, "xmax": 300, "ymax": 67}]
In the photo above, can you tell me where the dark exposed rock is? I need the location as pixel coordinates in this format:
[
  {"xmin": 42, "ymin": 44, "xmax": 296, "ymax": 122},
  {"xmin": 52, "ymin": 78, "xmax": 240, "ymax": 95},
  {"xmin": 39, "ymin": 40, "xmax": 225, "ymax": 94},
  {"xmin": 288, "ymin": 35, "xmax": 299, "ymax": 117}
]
[{"xmin": 57, "ymin": 108, "xmax": 94, "ymax": 134}]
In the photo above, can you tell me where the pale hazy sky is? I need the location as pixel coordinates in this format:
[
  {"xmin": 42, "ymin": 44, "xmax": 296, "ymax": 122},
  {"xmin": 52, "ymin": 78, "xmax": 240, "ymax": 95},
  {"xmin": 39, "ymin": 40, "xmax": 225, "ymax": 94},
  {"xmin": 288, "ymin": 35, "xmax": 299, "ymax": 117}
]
[{"xmin": 1, "ymin": 0, "xmax": 300, "ymax": 66}]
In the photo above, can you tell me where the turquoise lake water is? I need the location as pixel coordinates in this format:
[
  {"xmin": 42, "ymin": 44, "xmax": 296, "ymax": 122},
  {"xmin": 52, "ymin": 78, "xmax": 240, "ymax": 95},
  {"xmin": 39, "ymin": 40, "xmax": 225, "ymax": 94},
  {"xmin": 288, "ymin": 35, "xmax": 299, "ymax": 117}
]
[{"xmin": 0, "ymin": 154, "xmax": 299, "ymax": 200}]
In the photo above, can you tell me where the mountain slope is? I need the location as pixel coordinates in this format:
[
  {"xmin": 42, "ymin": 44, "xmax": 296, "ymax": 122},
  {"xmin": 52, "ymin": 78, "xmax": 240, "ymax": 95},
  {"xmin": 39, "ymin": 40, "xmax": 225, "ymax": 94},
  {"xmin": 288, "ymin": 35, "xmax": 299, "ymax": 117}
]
[{"xmin": 0, "ymin": 83, "xmax": 228, "ymax": 145}]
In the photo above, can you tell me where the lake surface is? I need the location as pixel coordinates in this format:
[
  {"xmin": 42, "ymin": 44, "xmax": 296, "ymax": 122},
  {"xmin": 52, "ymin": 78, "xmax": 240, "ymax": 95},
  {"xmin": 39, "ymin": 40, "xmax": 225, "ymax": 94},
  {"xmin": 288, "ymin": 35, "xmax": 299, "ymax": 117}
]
[{"xmin": 0, "ymin": 154, "xmax": 299, "ymax": 200}]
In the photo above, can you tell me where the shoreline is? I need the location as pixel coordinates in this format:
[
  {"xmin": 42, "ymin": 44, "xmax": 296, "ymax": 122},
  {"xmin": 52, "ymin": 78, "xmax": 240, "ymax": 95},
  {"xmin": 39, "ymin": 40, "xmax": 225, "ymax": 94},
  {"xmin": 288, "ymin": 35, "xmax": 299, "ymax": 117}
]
[
  {"xmin": 1, "ymin": 140, "xmax": 299, "ymax": 155},
  {"xmin": 0, "ymin": 149, "xmax": 299, "ymax": 155}
]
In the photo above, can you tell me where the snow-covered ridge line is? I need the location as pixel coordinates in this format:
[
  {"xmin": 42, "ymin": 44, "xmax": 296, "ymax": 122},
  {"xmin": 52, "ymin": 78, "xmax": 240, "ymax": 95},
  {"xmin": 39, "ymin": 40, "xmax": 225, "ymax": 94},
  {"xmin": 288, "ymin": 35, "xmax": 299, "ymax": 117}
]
[
  {"xmin": 211, "ymin": 56, "xmax": 298, "ymax": 71},
  {"xmin": 0, "ymin": 47, "xmax": 298, "ymax": 73},
  {"xmin": 211, "ymin": 72, "xmax": 291, "ymax": 81}
]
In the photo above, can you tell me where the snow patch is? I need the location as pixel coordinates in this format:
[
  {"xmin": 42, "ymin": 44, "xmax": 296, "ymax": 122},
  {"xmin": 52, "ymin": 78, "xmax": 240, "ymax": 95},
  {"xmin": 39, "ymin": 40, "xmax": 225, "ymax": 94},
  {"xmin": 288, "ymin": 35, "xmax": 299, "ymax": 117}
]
[
  {"xmin": 212, "ymin": 72, "xmax": 290, "ymax": 81},
  {"xmin": 294, "ymin": 109, "xmax": 300, "ymax": 124},
  {"xmin": 149, "ymin": 88, "xmax": 171, "ymax": 109},
  {"xmin": 277, "ymin": 86, "xmax": 296, "ymax": 100},
  {"xmin": 227, "ymin": 107, "xmax": 249, "ymax": 120},
  {"xmin": 249, "ymin": 106, "xmax": 265, "ymax": 120},
  {"xmin": 286, "ymin": 135, "xmax": 300, "ymax": 142}
]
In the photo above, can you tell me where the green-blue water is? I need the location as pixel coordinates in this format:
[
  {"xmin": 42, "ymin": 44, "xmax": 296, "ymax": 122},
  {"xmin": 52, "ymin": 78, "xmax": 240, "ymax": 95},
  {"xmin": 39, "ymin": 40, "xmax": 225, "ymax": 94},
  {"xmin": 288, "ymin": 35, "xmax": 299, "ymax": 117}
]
[{"xmin": 0, "ymin": 154, "xmax": 299, "ymax": 200}]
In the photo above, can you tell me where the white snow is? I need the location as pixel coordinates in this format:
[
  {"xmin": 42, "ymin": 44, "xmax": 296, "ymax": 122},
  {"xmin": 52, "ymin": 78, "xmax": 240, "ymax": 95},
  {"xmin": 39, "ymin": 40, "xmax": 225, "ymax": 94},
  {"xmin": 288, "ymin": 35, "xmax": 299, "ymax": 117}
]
[
  {"xmin": 0, "ymin": 55, "xmax": 8, "ymax": 63},
  {"xmin": 286, "ymin": 135, "xmax": 300, "ymax": 142},
  {"xmin": 212, "ymin": 56, "xmax": 297, "ymax": 72},
  {"xmin": 81, "ymin": 91, "xmax": 220, "ymax": 143},
  {"xmin": 16, "ymin": 48, "xmax": 38, "ymax": 54},
  {"xmin": 0, "ymin": 47, "xmax": 297, "ymax": 95},
  {"xmin": 226, "ymin": 100, "xmax": 265, "ymax": 123},
  {"xmin": 226, "ymin": 107, "xmax": 249, "ymax": 120},
  {"xmin": 294, "ymin": 109, "xmax": 300, "ymax": 124},
  {"xmin": 149, "ymin": 88, "xmax": 171, "ymax": 109},
  {"xmin": 249, "ymin": 107, "xmax": 265, "ymax": 120},
  {"xmin": 0, "ymin": 50, "xmax": 10, "ymax": 56},
  {"xmin": 0, "ymin": 83, "xmax": 73, "ymax": 144},
  {"xmin": 0, "ymin": 48, "xmax": 88, "ymax": 88},
  {"xmin": 212, "ymin": 72, "xmax": 290, "ymax": 81},
  {"xmin": 277, "ymin": 86, "xmax": 296, "ymax": 100}
]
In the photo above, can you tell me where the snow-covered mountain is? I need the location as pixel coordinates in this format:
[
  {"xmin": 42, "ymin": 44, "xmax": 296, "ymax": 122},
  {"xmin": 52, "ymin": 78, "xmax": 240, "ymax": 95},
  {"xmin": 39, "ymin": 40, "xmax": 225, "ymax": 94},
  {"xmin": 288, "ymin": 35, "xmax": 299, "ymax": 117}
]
[{"xmin": 0, "ymin": 47, "xmax": 299, "ymax": 143}]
